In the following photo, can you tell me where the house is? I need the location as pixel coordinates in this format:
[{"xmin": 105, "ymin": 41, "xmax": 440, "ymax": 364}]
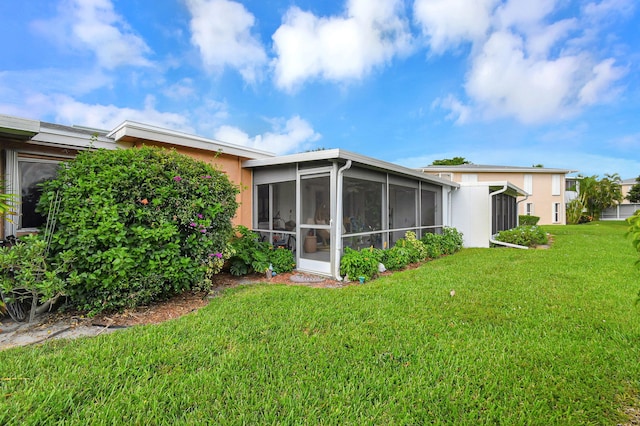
[
  {"xmin": 1, "ymin": 115, "xmax": 272, "ymax": 239},
  {"xmin": 420, "ymin": 164, "xmax": 577, "ymax": 225},
  {"xmin": 2, "ymin": 113, "xmax": 539, "ymax": 280}
]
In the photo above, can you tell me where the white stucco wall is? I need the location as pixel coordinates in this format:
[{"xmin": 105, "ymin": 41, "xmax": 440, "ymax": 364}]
[{"xmin": 451, "ymin": 186, "xmax": 491, "ymax": 248}]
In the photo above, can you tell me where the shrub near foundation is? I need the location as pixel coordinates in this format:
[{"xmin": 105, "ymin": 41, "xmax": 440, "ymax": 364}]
[
  {"xmin": 494, "ymin": 225, "xmax": 548, "ymax": 247},
  {"xmin": 38, "ymin": 147, "xmax": 238, "ymax": 314}
]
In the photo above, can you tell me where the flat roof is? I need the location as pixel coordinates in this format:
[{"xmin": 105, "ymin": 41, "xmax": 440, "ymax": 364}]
[
  {"xmin": 107, "ymin": 121, "xmax": 275, "ymax": 160},
  {"xmin": 422, "ymin": 164, "xmax": 578, "ymax": 174},
  {"xmin": 244, "ymin": 149, "xmax": 460, "ymax": 188}
]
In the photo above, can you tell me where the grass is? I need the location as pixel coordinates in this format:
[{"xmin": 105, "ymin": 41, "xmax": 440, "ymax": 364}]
[{"xmin": 1, "ymin": 221, "xmax": 640, "ymax": 424}]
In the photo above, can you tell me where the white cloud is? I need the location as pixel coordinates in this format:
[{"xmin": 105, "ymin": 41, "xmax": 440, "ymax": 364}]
[
  {"xmin": 162, "ymin": 78, "xmax": 197, "ymax": 101},
  {"xmin": 428, "ymin": 0, "xmax": 627, "ymax": 125},
  {"xmin": 433, "ymin": 95, "xmax": 471, "ymax": 124},
  {"xmin": 185, "ymin": 0, "xmax": 267, "ymax": 83},
  {"xmin": 413, "ymin": 0, "xmax": 498, "ymax": 53},
  {"xmin": 31, "ymin": 0, "xmax": 152, "ymax": 69},
  {"xmin": 464, "ymin": 31, "xmax": 584, "ymax": 123},
  {"xmin": 578, "ymin": 58, "xmax": 626, "ymax": 105},
  {"xmin": 214, "ymin": 116, "xmax": 321, "ymax": 154},
  {"xmin": 494, "ymin": 0, "xmax": 556, "ymax": 30},
  {"xmin": 583, "ymin": 0, "xmax": 635, "ymax": 21},
  {"xmin": 272, "ymin": 0, "xmax": 412, "ymax": 91}
]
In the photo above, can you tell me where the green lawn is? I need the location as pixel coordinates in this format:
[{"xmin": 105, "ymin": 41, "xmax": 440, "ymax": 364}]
[{"xmin": 2, "ymin": 221, "xmax": 640, "ymax": 425}]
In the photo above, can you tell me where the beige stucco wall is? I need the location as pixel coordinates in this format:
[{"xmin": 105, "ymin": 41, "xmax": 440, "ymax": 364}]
[{"xmin": 431, "ymin": 171, "xmax": 567, "ymax": 225}]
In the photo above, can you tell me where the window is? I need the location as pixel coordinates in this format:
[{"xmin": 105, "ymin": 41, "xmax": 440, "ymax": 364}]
[
  {"xmin": 553, "ymin": 203, "xmax": 561, "ymax": 223},
  {"xmin": 256, "ymin": 181, "xmax": 296, "ymax": 230},
  {"xmin": 525, "ymin": 203, "xmax": 534, "ymax": 216},
  {"xmin": 342, "ymin": 177, "xmax": 384, "ymax": 249},
  {"xmin": 552, "ymin": 175, "xmax": 561, "ymax": 196},
  {"xmin": 389, "ymin": 184, "xmax": 417, "ymax": 242},
  {"xmin": 16, "ymin": 158, "xmax": 61, "ymax": 231},
  {"xmin": 524, "ymin": 174, "xmax": 533, "ymax": 194},
  {"xmin": 255, "ymin": 181, "xmax": 297, "ymax": 250}
]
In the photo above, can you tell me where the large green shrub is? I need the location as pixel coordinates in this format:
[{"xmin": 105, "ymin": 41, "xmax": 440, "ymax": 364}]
[{"xmin": 38, "ymin": 147, "xmax": 239, "ymax": 314}]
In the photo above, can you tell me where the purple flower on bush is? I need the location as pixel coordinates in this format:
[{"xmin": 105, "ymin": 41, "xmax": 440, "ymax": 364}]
[
  {"xmin": 200, "ymin": 228, "xmax": 207, "ymax": 233},
  {"xmin": 197, "ymin": 213, "xmax": 203, "ymax": 219},
  {"xmin": 202, "ymin": 175, "xmax": 212, "ymax": 179},
  {"xmin": 173, "ymin": 176, "xmax": 182, "ymax": 182},
  {"xmin": 209, "ymin": 252, "xmax": 223, "ymax": 259},
  {"xmin": 189, "ymin": 222, "xmax": 197, "ymax": 227}
]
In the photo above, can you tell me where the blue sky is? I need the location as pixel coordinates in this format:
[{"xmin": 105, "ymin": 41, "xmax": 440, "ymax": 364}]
[{"xmin": 1, "ymin": 0, "xmax": 639, "ymax": 178}]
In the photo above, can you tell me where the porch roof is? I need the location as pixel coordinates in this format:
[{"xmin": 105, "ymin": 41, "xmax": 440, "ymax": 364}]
[
  {"xmin": 243, "ymin": 149, "xmax": 460, "ymax": 188},
  {"xmin": 458, "ymin": 180, "xmax": 529, "ymax": 197}
]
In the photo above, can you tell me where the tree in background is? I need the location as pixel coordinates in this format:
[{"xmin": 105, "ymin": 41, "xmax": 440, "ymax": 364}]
[
  {"xmin": 626, "ymin": 176, "xmax": 640, "ymax": 203},
  {"xmin": 431, "ymin": 157, "xmax": 471, "ymax": 166},
  {"xmin": 577, "ymin": 173, "xmax": 623, "ymax": 220}
]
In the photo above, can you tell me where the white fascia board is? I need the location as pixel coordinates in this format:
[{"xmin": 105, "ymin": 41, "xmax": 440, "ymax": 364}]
[
  {"xmin": 0, "ymin": 114, "xmax": 40, "ymax": 137},
  {"xmin": 458, "ymin": 180, "xmax": 528, "ymax": 197},
  {"xmin": 30, "ymin": 124, "xmax": 117, "ymax": 150},
  {"xmin": 243, "ymin": 149, "xmax": 460, "ymax": 189},
  {"xmin": 107, "ymin": 121, "xmax": 274, "ymax": 159}
]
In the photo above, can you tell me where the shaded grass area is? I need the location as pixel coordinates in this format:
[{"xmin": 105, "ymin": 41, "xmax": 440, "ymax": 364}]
[{"xmin": 1, "ymin": 221, "xmax": 640, "ymax": 424}]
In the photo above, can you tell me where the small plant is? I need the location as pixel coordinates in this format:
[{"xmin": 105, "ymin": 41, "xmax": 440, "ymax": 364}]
[
  {"xmin": 268, "ymin": 246, "xmax": 295, "ymax": 274},
  {"xmin": 494, "ymin": 225, "xmax": 548, "ymax": 247},
  {"xmin": 441, "ymin": 227, "xmax": 464, "ymax": 254},
  {"xmin": 340, "ymin": 247, "xmax": 379, "ymax": 282},
  {"xmin": 228, "ymin": 226, "xmax": 271, "ymax": 276},
  {"xmin": 0, "ymin": 234, "xmax": 77, "ymax": 321},
  {"xmin": 519, "ymin": 215, "xmax": 540, "ymax": 226}
]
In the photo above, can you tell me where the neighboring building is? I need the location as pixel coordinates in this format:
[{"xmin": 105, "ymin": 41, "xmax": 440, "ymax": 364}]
[
  {"xmin": 621, "ymin": 177, "xmax": 638, "ymax": 203},
  {"xmin": 601, "ymin": 177, "xmax": 639, "ymax": 220},
  {"xmin": 420, "ymin": 164, "xmax": 577, "ymax": 225}
]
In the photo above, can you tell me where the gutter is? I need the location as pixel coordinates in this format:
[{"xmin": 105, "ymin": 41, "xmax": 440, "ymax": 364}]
[
  {"xmin": 489, "ymin": 185, "xmax": 529, "ymax": 250},
  {"xmin": 334, "ymin": 160, "xmax": 352, "ymax": 280}
]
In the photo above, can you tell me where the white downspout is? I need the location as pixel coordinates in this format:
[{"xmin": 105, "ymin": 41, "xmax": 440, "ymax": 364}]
[
  {"xmin": 515, "ymin": 192, "xmax": 530, "ymax": 226},
  {"xmin": 334, "ymin": 160, "xmax": 352, "ymax": 280},
  {"xmin": 489, "ymin": 185, "xmax": 529, "ymax": 250}
]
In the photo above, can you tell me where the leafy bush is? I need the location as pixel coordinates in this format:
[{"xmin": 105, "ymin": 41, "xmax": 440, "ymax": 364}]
[
  {"xmin": 269, "ymin": 246, "xmax": 295, "ymax": 274},
  {"xmin": 494, "ymin": 226, "xmax": 548, "ymax": 247},
  {"xmin": 0, "ymin": 235, "xmax": 77, "ymax": 321},
  {"xmin": 441, "ymin": 227, "xmax": 464, "ymax": 254},
  {"xmin": 519, "ymin": 215, "xmax": 540, "ymax": 226},
  {"xmin": 380, "ymin": 245, "xmax": 412, "ymax": 271},
  {"xmin": 38, "ymin": 147, "xmax": 239, "ymax": 314},
  {"xmin": 420, "ymin": 227, "xmax": 464, "ymax": 256},
  {"xmin": 340, "ymin": 247, "xmax": 379, "ymax": 282},
  {"xmin": 228, "ymin": 226, "xmax": 270, "ymax": 276}
]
